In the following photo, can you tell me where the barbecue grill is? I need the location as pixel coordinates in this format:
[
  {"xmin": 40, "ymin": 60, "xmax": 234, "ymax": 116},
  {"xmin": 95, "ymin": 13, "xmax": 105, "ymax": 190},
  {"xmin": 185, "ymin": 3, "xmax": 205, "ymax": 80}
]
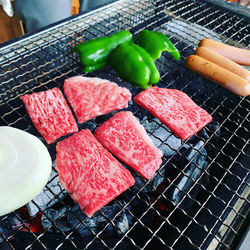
[{"xmin": 0, "ymin": 0, "xmax": 249, "ymax": 249}]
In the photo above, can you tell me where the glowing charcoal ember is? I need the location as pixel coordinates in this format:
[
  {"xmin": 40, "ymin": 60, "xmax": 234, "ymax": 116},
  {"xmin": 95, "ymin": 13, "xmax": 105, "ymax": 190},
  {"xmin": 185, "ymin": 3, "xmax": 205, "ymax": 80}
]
[
  {"xmin": 20, "ymin": 88, "xmax": 78, "ymax": 144},
  {"xmin": 18, "ymin": 207, "xmax": 44, "ymax": 233},
  {"xmin": 134, "ymin": 87, "xmax": 212, "ymax": 140},
  {"xmin": 63, "ymin": 76, "xmax": 132, "ymax": 123},
  {"xmin": 55, "ymin": 129, "xmax": 135, "ymax": 217},
  {"xmin": 94, "ymin": 111, "xmax": 163, "ymax": 179}
]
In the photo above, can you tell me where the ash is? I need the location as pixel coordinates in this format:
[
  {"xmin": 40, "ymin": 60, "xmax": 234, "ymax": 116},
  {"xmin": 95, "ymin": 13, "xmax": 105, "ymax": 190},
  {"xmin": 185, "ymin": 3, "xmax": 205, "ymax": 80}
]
[{"xmin": 26, "ymin": 168, "xmax": 67, "ymax": 216}]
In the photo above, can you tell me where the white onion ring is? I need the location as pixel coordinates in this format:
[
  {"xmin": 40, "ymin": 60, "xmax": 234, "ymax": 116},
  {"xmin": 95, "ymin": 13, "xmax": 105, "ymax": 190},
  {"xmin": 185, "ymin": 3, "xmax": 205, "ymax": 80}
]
[{"xmin": 0, "ymin": 126, "xmax": 52, "ymax": 216}]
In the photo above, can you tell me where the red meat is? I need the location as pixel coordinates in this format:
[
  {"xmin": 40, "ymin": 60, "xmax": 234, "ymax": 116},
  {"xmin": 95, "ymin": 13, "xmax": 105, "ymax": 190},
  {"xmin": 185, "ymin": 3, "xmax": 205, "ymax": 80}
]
[
  {"xmin": 134, "ymin": 87, "xmax": 212, "ymax": 140},
  {"xmin": 55, "ymin": 129, "xmax": 135, "ymax": 217},
  {"xmin": 20, "ymin": 88, "xmax": 78, "ymax": 144},
  {"xmin": 94, "ymin": 111, "xmax": 163, "ymax": 179},
  {"xmin": 63, "ymin": 76, "xmax": 132, "ymax": 123}
]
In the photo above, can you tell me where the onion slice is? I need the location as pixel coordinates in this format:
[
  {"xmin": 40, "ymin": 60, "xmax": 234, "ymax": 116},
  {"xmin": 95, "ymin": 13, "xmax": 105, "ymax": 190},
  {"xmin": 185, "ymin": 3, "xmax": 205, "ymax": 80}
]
[{"xmin": 0, "ymin": 126, "xmax": 52, "ymax": 216}]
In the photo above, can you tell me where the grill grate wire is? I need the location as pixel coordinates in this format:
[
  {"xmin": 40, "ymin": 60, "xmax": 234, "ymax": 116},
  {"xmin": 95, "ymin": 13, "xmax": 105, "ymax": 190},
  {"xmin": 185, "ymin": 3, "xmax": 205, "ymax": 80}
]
[{"xmin": 0, "ymin": 0, "xmax": 249, "ymax": 249}]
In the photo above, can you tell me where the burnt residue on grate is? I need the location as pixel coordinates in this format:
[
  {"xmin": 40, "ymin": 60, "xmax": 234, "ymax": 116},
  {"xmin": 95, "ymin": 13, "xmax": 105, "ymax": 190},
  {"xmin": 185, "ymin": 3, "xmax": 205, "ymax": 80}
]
[{"xmin": 0, "ymin": 0, "xmax": 249, "ymax": 249}]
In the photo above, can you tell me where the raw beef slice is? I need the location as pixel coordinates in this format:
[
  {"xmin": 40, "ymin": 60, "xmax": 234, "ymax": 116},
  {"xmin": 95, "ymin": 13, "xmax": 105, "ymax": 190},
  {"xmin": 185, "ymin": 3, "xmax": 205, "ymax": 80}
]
[
  {"xmin": 94, "ymin": 111, "xmax": 163, "ymax": 179},
  {"xmin": 20, "ymin": 88, "xmax": 78, "ymax": 144},
  {"xmin": 55, "ymin": 129, "xmax": 135, "ymax": 217},
  {"xmin": 134, "ymin": 87, "xmax": 212, "ymax": 140},
  {"xmin": 63, "ymin": 76, "xmax": 132, "ymax": 123}
]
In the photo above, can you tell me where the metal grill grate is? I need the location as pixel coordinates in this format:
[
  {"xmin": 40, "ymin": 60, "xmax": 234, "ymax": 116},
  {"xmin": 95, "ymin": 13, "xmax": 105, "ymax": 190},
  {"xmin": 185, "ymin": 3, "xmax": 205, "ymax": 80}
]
[{"xmin": 0, "ymin": 0, "xmax": 249, "ymax": 249}]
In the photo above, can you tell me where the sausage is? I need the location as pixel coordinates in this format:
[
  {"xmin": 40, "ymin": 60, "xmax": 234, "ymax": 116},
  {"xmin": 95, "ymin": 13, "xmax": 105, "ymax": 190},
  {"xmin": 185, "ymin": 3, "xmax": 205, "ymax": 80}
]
[
  {"xmin": 186, "ymin": 55, "xmax": 250, "ymax": 96},
  {"xmin": 195, "ymin": 47, "xmax": 250, "ymax": 82},
  {"xmin": 199, "ymin": 38, "xmax": 250, "ymax": 66}
]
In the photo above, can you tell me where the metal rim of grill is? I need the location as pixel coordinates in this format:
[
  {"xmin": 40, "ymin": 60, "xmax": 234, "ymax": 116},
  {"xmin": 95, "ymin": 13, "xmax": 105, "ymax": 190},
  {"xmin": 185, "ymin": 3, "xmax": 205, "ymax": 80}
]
[{"xmin": 0, "ymin": 0, "xmax": 249, "ymax": 249}]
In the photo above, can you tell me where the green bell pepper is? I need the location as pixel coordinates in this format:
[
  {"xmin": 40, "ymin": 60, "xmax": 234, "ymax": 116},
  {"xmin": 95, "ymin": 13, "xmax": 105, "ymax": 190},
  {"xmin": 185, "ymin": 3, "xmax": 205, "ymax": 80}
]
[
  {"xmin": 108, "ymin": 43, "xmax": 160, "ymax": 89},
  {"xmin": 137, "ymin": 29, "xmax": 180, "ymax": 61},
  {"xmin": 73, "ymin": 30, "xmax": 133, "ymax": 72}
]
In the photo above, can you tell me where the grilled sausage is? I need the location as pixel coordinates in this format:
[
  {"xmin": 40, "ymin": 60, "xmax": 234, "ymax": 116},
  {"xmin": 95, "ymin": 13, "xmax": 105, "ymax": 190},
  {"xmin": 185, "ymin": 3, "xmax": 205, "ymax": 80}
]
[
  {"xmin": 186, "ymin": 55, "xmax": 250, "ymax": 96},
  {"xmin": 199, "ymin": 38, "xmax": 250, "ymax": 66},
  {"xmin": 195, "ymin": 47, "xmax": 250, "ymax": 82}
]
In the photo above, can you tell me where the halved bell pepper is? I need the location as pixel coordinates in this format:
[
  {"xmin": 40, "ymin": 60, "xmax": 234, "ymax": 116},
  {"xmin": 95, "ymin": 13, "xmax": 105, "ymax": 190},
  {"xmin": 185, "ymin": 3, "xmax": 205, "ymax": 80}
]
[
  {"xmin": 108, "ymin": 43, "xmax": 160, "ymax": 89},
  {"xmin": 73, "ymin": 30, "xmax": 133, "ymax": 72},
  {"xmin": 137, "ymin": 29, "xmax": 180, "ymax": 61}
]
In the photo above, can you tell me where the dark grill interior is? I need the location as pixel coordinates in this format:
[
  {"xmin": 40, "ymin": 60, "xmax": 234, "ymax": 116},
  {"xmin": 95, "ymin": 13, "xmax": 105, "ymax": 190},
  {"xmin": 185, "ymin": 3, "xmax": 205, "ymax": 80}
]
[{"xmin": 0, "ymin": 0, "xmax": 249, "ymax": 249}]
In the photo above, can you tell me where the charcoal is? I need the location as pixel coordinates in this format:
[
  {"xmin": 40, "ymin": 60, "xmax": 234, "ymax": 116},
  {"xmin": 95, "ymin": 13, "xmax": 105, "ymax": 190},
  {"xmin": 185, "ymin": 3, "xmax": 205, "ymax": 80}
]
[
  {"xmin": 130, "ymin": 168, "xmax": 165, "ymax": 194},
  {"xmin": 197, "ymin": 123, "xmax": 220, "ymax": 156},
  {"xmin": 1, "ymin": 115, "xmax": 218, "ymax": 244},
  {"xmin": 41, "ymin": 207, "xmax": 71, "ymax": 233},
  {"xmin": 26, "ymin": 168, "xmax": 67, "ymax": 216},
  {"xmin": 130, "ymin": 173, "xmax": 151, "ymax": 193},
  {"xmin": 170, "ymin": 140, "xmax": 209, "ymax": 212},
  {"xmin": 137, "ymin": 117, "xmax": 218, "ymax": 213},
  {"xmin": 0, "ymin": 214, "xmax": 22, "ymax": 243},
  {"xmin": 78, "ymin": 121, "xmax": 97, "ymax": 132},
  {"xmin": 151, "ymin": 167, "xmax": 166, "ymax": 188},
  {"xmin": 120, "ymin": 188, "xmax": 156, "ymax": 223},
  {"xmin": 0, "ymin": 242, "xmax": 12, "ymax": 250},
  {"xmin": 68, "ymin": 202, "xmax": 130, "ymax": 237},
  {"xmin": 141, "ymin": 117, "xmax": 182, "ymax": 156},
  {"xmin": 193, "ymin": 122, "xmax": 220, "ymax": 141},
  {"xmin": 127, "ymin": 119, "xmax": 216, "ymax": 198}
]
